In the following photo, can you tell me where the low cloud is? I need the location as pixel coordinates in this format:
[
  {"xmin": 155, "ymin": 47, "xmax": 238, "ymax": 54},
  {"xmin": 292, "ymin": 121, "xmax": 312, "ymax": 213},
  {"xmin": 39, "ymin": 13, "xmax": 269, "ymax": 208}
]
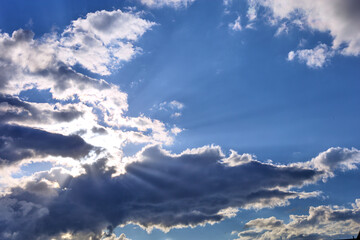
[
  {"xmin": 0, "ymin": 94, "xmax": 83, "ymax": 124},
  {"xmin": 0, "ymin": 144, "xmax": 340, "ymax": 239},
  {"xmin": 234, "ymin": 199, "xmax": 360, "ymax": 240},
  {"xmin": 0, "ymin": 124, "xmax": 94, "ymax": 166}
]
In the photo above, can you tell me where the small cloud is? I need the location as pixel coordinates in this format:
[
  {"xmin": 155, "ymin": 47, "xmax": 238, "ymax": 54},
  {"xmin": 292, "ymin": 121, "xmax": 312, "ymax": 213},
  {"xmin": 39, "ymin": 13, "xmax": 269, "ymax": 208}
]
[
  {"xmin": 152, "ymin": 100, "xmax": 185, "ymax": 118},
  {"xmin": 130, "ymin": 79, "xmax": 143, "ymax": 88},
  {"xmin": 26, "ymin": 18, "xmax": 34, "ymax": 28},
  {"xmin": 275, "ymin": 22, "xmax": 288, "ymax": 36},
  {"xmin": 171, "ymin": 126, "xmax": 183, "ymax": 135},
  {"xmin": 140, "ymin": 0, "xmax": 195, "ymax": 8},
  {"xmin": 229, "ymin": 16, "xmax": 242, "ymax": 31},
  {"xmin": 246, "ymin": 1, "xmax": 257, "ymax": 22},
  {"xmin": 168, "ymin": 100, "xmax": 184, "ymax": 110},
  {"xmin": 171, "ymin": 112, "xmax": 182, "ymax": 118},
  {"xmin": 287, "ymin": 44, "xmax": 335, "ymax": 68}
]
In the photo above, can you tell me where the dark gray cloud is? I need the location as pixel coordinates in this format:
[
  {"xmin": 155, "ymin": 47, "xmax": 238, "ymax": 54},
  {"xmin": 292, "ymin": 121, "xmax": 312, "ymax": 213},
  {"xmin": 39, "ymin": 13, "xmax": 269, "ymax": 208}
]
[
  {"xmin": 0, "ymin": 124, "xmax": 94, "ymax": 166},
  {"xmin": 0, "ymin": 145, "xmax": 324, "ymax": 239},
  {"xmin": 91, "ymin": 126, "xmax": 108, "ymax": 135},
  {"xmin": 0, "ymin": 94, "xmax": 83, "ymax": 124}
]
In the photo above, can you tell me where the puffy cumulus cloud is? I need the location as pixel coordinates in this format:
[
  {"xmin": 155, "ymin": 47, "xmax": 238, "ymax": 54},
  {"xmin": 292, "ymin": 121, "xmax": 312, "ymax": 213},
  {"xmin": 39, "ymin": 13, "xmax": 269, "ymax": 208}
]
[
  {"xmin": 221, "ymin": 150, "xmax": 255, "ymax": 167},
  {"xmin": 302, "ymin": 147, "xmax": 360, "ymax": 177},
  {"xmin": 234, "ymin": 199, "xmax": 360, "ymax": 240},
  {"xmin": 287, "ymin": 44, "xmax": 335, "ymax": 68},
  {"xmin": 248, "ymin": 0, "xmax": 360, "ymax": 67},
  {"xmin": 0, "ymin": 144, "xmax": 331, "ymax": 239},
  {"xmin": 0, "ymin": 9, "xmax": 178, "ymax": 175},
  {"xmin": 60, "ymin": 10, "xmax": 155, "ymax": 75},
  {"xmin": 140, "ymin": 0, "xmax": 195, "ymax": 8},
  {"xmin": 0, "ymin": 28, "xmax": 128, "ymax": 119}
]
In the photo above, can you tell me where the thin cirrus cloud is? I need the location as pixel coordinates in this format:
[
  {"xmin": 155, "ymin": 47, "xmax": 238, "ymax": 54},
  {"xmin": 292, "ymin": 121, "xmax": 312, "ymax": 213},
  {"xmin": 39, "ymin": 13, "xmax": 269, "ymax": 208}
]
[{"xmin": 245, "ymin": 0, "xmax": 360, "ymax": 67}]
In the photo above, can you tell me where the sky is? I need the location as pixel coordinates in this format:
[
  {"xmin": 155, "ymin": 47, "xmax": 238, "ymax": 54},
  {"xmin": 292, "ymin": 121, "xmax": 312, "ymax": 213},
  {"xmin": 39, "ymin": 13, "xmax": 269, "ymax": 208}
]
[{"xmin": 0, "ymin": 0, "xmax": 360, "ymax": 239}]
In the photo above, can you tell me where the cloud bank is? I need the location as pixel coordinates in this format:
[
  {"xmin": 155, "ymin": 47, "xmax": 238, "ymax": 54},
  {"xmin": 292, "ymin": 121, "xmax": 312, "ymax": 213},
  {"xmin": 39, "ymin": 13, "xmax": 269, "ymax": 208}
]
[{"xmin": 1, "ymin": 144, "xmax": 360, "ymax": 239}]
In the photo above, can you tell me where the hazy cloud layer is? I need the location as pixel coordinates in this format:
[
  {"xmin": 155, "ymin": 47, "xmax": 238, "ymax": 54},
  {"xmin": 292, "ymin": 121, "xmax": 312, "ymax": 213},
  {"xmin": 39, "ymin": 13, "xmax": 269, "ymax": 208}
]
[{"xmin": 234, "ymin": 199, "xmax": 360, "ymax": 240}]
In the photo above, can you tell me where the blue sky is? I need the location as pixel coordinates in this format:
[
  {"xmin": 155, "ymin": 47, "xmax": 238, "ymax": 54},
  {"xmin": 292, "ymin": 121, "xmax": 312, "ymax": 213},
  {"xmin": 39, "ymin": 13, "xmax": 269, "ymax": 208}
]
[{"xmin": 0, "ymin": 0, "xmax": 360, "ymax": 240}]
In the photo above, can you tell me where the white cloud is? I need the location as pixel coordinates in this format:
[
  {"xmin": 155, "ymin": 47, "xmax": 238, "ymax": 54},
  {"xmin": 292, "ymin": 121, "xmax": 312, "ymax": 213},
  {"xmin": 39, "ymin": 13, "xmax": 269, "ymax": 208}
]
[
  {"xmin": 306, "ymin": 147, "xmax": 360, "ymax": 174},
  {"xmin": 152, "ymin": 100, "xmax": 185, "ymax": 118},
  {"xmin": 248, "ymin": 0, "xmax": 360, "ymax": 67},
  {"xmin": 59, "ymin": 9, "xmax": 155, "ymax": 75},
  {"xmin": 229, "ymin": 16, "xmax": 242, "ymax": 31},
  {"xmin": 140, "ymin": 0, "xmax": 195, "ymax": 8},
  {"xmin": 287, "ymin": 44, "xmax": 335, "ymax": 68},
  {"xmin": 235, "ymin": 199, "xmax": 360, "ymax": 240},
  {"xmin": 0, "ymin": 10, "xmax": 177, "ymax": 185},
  {"xmin": 221, "ymin": 150, "xmax": 255, "ymax": 167},
  {"xmin": 168, "ymin": 100, "xmax": 184, "ymax": 110},
  {"xmin": 170, "ymin": 126, "xmax": 183, "ymax": 135}
]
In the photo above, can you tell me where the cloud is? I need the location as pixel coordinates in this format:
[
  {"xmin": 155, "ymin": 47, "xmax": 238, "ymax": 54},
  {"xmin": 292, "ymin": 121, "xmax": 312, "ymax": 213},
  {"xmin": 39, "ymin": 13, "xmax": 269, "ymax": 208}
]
[
  {"xmin": 303, "ymin": 147, "xmax": 360, "ymax": 176},
  {"xmin": 0, "ymin": 9, "xmax": 177, "ymax": 174},
  {"xmin": 103, "ymin": 233, "xmax": 131, "ymax": 240},
  {"xmin": 0, "ymin": 5, "xmax": 359, "ymax": 240},
  {"xmin": 0, "ymin": 94, "xmax": 83, "ymax": 124},
  {"xmin": 287, "ymin": 44, "xmax": 335, "ymax": 68},
  {"xmin": 248, "ymin": 0, "xmax": 360, "ymax": 67},
  {"xmin": 140, "ymin": 0, "xmax": 195, "ymax": 8},
  {"xmin": 59, "ymin": 9, "xmax": 155, "ymax": 75},
  {"xmin": 0, "ymin": 145, "xmax": 331, "ymax": 239},
  {"xmin": 168, "ymin": 100, "xmax": 184, "ymax": 110},
  {"xmin": 221, "ymin": 150, "xmax": 255, "ymax": 167},
  {"xmin": 151, "ymin": 100, "xmax": 185, "ymax": 118},
  {"xmin": 229, "ymin": 16, "xmax": 242, "ymax": 31},
  {"xmin": 234, "ymin": 199, "xmax": 360, "ymax": 240},
  {"xmin": 0, "ymin": 124, "xmax": 94, "ymax": 166}
]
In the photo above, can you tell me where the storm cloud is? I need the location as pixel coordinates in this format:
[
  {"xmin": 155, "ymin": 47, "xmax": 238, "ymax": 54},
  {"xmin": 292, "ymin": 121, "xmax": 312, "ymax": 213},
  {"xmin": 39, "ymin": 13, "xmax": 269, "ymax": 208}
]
[
  {"xmin": 0, "ymin": 144, "xmax": 328, "ymax": 239},
  {"xmin": 0, "ymin": 124, "xmax": 94, "ymax": 166}
]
